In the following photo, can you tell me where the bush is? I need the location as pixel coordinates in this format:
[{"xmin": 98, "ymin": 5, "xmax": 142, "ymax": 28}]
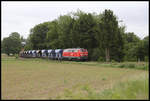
[
  {"xmin": 111, "ymin": 60, "xmax": 116, "ymax": 63},
  {"xmin": 127, "ymin": 64, "xmax": 135, "ymax": 68},
  {"xmin": 98, "ymin": 57, "xmax": 105, "ymax": 62},
  {"xmin": 118, "ymin": 63, "xmax": 148, "ymax": 70},
  {"xmin": 138, "ymin": 64, "xmax": 149, "ymax": 70},
  {"xmin": 119, "ymin": 64, "xmax": 125, "ymax": 68},
  {"xmin": 144, "ymin": 56, "xmax": 149, "ymax": 62},
  {"xmin": 145, "ymin": 65, "xmax": 149, "ymax": 70},
  {"xmin": 118, "ymin": 63, "xmax": 135, "ymax": 69},
  {"xmin": 90, "ymin": 48, "xmax": 101, "ymax": 61}
]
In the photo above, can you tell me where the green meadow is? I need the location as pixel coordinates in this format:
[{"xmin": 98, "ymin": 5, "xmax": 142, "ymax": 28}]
[{"xmin": 1, "ymin": 54, "xmax": 149, "ymax": 99}]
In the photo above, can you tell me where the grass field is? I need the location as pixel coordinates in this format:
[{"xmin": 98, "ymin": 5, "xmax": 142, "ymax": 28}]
[{"xmin": 1, "ymin": 54, "xmax": 149, "ymax": 99}]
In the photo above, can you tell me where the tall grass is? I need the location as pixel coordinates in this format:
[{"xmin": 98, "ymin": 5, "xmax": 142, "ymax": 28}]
[
  {"xmin": 99, "ymin": 77, "xmax": 148, "ymax": 99},
  {"xmin": 54, "ymin": 74, "xmax": 149, "ymax": 100},
  {"xmin": 117, "ymin": 63, "xmax": 149, "ymax": 70},
  {"xmin": 76, "ymin": 61, "xmax": 149, "ymax": 70}
]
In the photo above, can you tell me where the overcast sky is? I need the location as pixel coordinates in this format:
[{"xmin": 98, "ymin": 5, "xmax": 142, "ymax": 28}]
[{"xmin": 1, "ymin": 1, "xmax": 149, "ymax": 40}]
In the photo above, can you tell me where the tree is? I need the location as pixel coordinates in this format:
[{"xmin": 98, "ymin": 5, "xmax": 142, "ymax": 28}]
[
  {"xmin": 58, "ymin": 15, "xmax": 75, "ymax": 48},
  {"xmin": 24, "ymin": 9, "xmax": 144, "ymax": 62},
  {"xmin": 143, "ymin": 36, "xmax": 149, "ymax": 57},
  {"xmin": 30, "ymin": 22, "xmax": 49, "ymax": 49},
  {"xmin": 71, "ymin": 11, "xmax": 99, "ymax": 60},
  {"xmin": 1, "ymin": 40, "xmax": 4, "ymax": 53},
  {"xmin": 2, "ymin": 37, "xmax": 11, "ymax": 55},
  {"xmin": 2, "ymin": 32, "xmax": 22, "ymax": 55},
  {"xmin": 24, "ymin": 34, "xmax": 33, "ymax": 50},
  {"xmin": 110, "ymin": 26, "xmax": 125, "ymax": 62},
  {"xmin": 124, "ymin": 32, "xmax": 140, "ymax": 43},
  {"xmin": 123, "ymin": 32, "xmax": 141, "ymax": 61},
  {"xmin": 98, "ymin": 9, "xmax": 123, "ymax": 62},
  {"xmin": 20, "ymin": 36, "xmax": 26, "ymax": 42},
  {"xmin": 134, "ymin": 41, "xmax": 145, "ymax": 61},
  {"xmin": 134, "ymin": 36, "xmax": 149, "ymax": 61},
  {"xmin": 46, "ymin": 20, "xmax": 60, "ymax": 49}
]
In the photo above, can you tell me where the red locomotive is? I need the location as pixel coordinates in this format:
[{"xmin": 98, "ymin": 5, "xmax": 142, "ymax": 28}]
[{"xmin": 62, "ymin": 48, "xmax": 88, "ymax": 61}]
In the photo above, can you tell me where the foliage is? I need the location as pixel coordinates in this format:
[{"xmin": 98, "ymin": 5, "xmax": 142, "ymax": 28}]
[
  {"xmin": 98, "ymin": 9, "xmax": 123, "ymax": 62},
  {"xmin": 111, "ymin": 60, "xmax": 117, "ymax": 63},
  {"xmin": 25, "ymin": 9, "xmax": 126, "ymax": 61},
  {"xmin": 30, "ymin": 22, "xmax": 49, "ymax": 49},
  {"xmin": 6, "ymin": 9, "xmax": 148, "ymax": 62},
  {"xmin": 24, "ymin": 34, "xmax": 33, "ymax": 50},
  {"xmin": 123, "ymin": 33, "xmax": 149, "ymax": 61},
  {"xmin": 2, "ymin": 32, "xmax": 22, "ymax": 55},
  {"xmin": 98, "ymin": 57, "xmax": 105, "ymax": 62},
  {"xmin": 118, "ymin": 63, "xmax": 135, "ymax": 68}
]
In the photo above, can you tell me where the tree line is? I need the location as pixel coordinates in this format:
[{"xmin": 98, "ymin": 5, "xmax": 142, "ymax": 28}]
[
  {"xmin": 2, "ymin": 9, "xmax": 149, "ymax": 62},
  {"xmin": 2, "ymin": 32, "xmax": 24, "ymax": 56}
]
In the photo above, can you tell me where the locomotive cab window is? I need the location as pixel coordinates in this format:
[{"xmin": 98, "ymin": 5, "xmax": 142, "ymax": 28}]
[{"xmin": 80, "ymin": 49, "xmax": 87, "ymax": 52}]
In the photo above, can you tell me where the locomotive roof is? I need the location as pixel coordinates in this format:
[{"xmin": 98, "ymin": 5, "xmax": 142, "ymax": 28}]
[{"xmin": 64, "ymin": 48, "xmax": 84, "ymax": 50}]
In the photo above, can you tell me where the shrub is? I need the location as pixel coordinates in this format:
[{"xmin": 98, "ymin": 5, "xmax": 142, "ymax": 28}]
[
  {"xmin": 127, "ymin": 64, "xmax": 135, "ymax": 68},
  {"xmin": 98, "ymin": 57, "xmax": 105, "ymax": 62},
  {"xmin": 144, "ymin": 56, "xmax": 149, "ymax": 62},
  {"xmin": 111, "ymin": 60, "xmax": 116, "ymax": 63},
  {"xmin": 90, "ymin": 48, "xmax": 100, "ymax": 61},
  {"xmin": 118, "ymin": 63, "xmax": 136, "ymax": 69},
  {"xmin": 140, "ymin": 64, "xmax": 149, "ymax": 70},
  {"xmin": 118, "ymin": 64, "xmax": 125, "ymax": 68},
  {"xmin": 145, "ymin": 65, "xmax": 149, "ymax": 70}
]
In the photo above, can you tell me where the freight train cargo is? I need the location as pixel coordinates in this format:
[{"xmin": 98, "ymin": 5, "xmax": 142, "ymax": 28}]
[{"xmin": 20, "ymin": 48, "xmax": 88, "ymax": 61}]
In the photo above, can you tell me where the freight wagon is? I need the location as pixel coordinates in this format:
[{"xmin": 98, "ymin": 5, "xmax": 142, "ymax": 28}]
[{"xmin": 20, "ymin": 48, "xmax": 88, "ymax": 61}]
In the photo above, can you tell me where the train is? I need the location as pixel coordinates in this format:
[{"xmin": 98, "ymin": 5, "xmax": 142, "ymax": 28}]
[{"xmin": 19, "ymin": 48, "xmax": 88, "ymax": 61}]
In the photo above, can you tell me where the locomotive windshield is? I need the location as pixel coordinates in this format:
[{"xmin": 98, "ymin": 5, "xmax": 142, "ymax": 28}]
[{"xmin": 80, "ymin": 49, "xmax": 87, "ymax": 52}]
